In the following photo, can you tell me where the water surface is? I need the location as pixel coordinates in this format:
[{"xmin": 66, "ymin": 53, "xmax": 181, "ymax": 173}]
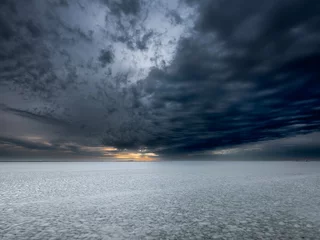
[{"xmin": 1, "ymin": 161, "xmax": 320, "ymax": 239}]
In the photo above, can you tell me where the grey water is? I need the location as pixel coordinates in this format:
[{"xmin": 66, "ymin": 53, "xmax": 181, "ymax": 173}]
[{"xmin": 1, "ymin": 161, "xmax": 320, "ymax": 239}]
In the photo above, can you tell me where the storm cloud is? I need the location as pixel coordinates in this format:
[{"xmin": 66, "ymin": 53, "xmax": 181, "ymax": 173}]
[{"xmin": 1, "ymin": 0, "xmax": 319, "ymax": 160}]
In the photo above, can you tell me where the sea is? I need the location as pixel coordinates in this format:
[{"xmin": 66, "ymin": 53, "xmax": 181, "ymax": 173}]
[{"xmin": 1, "ymin": 161, "xmax": 320, "ymax": 239}]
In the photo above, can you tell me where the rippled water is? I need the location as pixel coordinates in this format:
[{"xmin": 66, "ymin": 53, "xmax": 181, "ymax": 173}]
[{"xmin": 1, "ymin": 161, "xmax": 320, "ymax": 239}]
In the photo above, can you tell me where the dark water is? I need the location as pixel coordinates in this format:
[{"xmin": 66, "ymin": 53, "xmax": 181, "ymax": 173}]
[{"xmin": 1, "ymin": 161, "xmax": 320, "ymax": 239}]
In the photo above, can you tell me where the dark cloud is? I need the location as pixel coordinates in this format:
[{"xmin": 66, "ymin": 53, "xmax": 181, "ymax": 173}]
[
  {"xmin": 0, "ymin": 0, "xmax": 83, "ymax": 98},
  {"xmin": 0, "ymin": 136, "xmax": 103, "ymax": 158},
  {"xmin": 1, "ymin": 0, "xmax": 320, "ymax": 160},
  {"xmin": 98, "ymin": 48, "xmax": 115, "ymax": 67},
  {"xmin": 104, "ymin": 0, "xmax": 155, "ymax": 52},
  {"xmin": 166, "ymin": 10, "xmax": 182, "ymax": 25},
  {"xmin": 0, "ymin": 15, "xmax": 15, "ymax": 40},
  {"xmin": 0, "ymin": 136, "xmax": 55, "ymax": 151},
  {"xmin": 136, "ymin": 0, "xmax": 320, "ymax": 155},
  {"xmin": 211, "ymin": 132, "xmax": 320, "ymax": 161},
  {"xmin": 101, "ymin": 0, "xmax": 141, "ymax": 16},
  {"xmin": 57, "ymin": 0, "xmax": 69, "ymax": 8},
  {"xmin": 25, "ymin": 19, "xmax": 42, "ymax": 38},
  {"xmin": 136, "ymin": 30, "xmax": 154, "ymax": 50},
  {"xmin": 0, "ymin": 104, "xmax": 70, "ymax": 127}
]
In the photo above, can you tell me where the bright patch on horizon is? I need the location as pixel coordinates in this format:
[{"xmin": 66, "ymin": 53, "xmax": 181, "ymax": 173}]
[{"xmin": 114, "ymin": 152, "xmax": 158, "ymax": 161}]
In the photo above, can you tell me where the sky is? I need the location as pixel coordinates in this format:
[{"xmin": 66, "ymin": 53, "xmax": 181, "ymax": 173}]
[{"xmin": 0, "ymin": 0, "xmax": 320, "ymax": 161}]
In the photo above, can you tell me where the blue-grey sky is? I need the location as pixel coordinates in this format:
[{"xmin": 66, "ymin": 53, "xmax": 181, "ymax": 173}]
[{"xmin": 0, "ymin": 0, "xmax": 320, "ymax": 160}]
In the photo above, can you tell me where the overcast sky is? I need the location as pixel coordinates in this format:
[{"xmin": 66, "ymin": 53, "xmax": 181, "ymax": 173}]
[{"xmin": 0, "ymin": 0, "xmax": 319, "ymax": 161}]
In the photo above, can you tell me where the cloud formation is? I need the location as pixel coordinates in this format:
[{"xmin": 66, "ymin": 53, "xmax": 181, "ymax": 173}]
[{"xmin": 0, "ymin": 0, "xmax": 320, "ymax": 160}]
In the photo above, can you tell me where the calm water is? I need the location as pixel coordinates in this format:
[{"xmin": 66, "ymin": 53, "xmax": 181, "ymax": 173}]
[{"xmin": 1, "ymin": 161, "xmax": 320, "ymax": 239}]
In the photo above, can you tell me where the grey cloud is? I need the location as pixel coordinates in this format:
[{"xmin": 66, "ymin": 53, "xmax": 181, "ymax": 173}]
[
  {"xmin": 0, "ymin": 15, "xmax": 15, "ymax": 40},
  {"xmin": 212, "ymin": 132, "xmax": 320, "ymax": 161},
  {"xmin": 136, "ymin": 30, "xmax": 154, "ymax": 50},
  {"xmin": 0, "ymin": 0, "xmax": 78, "ymax": 98},
  {"xmin": 101, "ymin": 0, "xmax": 141, "ymax": 16},
  {"xmin": 0, "ymin": 136, "xmax": 103, "ymax": 158},
  {"xmin": 135, "ymin": 0, "xmax": 320, "ymax": 155},
  {"xmin": 56, "ymin": 0, "xmax": 69, "ymax": 8},
  {"xmin": 98, "ymin": 48, "xmax": 115, "ymax": 67},
  {"xmin": 1, "ymin": 0, "xmax": 320, "ymax": 160},
  {"xmin": 166, "ymin": 10, "xmax": 182, "ymax": 25},
  {"xmin": 25, "ymin": 19, "xmax": 42, "ymax": 38},
  {"xmin": 0, "ymin": 136, "xmax": 55, "ymax": 151},
  {"xmin": 0, "ymin": 104, "xmax": 71, "ymax": 127}
]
